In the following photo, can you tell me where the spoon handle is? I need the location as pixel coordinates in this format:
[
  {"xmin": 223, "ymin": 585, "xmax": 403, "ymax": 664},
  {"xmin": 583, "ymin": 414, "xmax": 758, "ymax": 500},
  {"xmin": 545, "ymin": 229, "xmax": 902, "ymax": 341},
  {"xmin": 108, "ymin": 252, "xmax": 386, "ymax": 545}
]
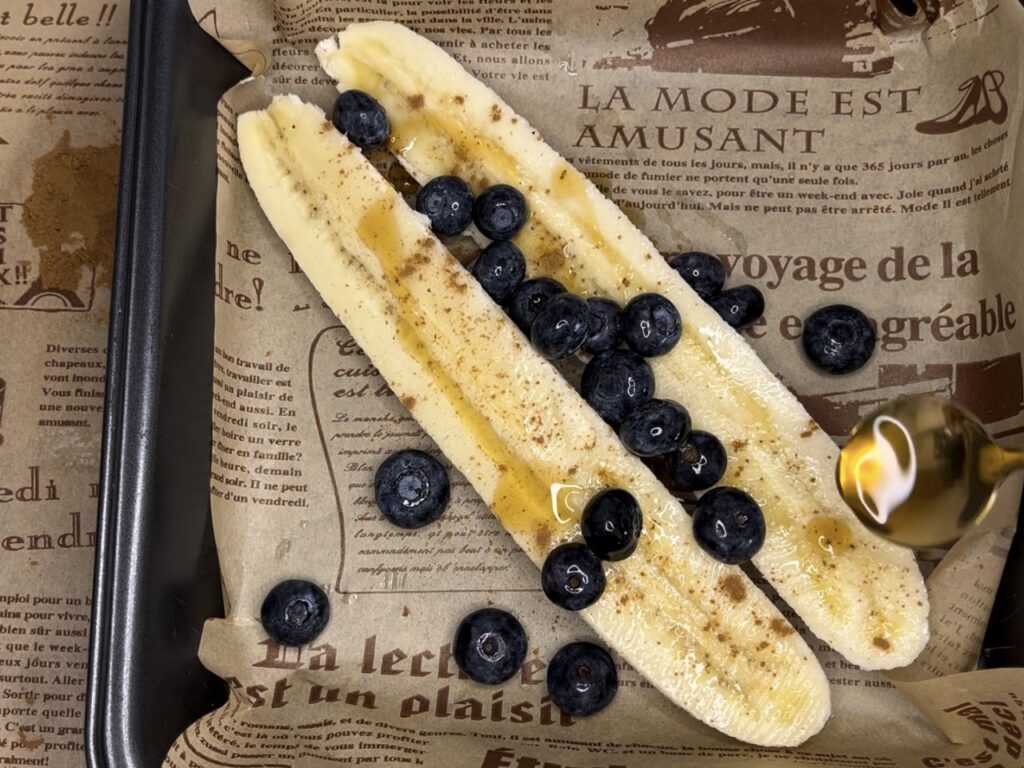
[{"xmin": 990, "ymin": 445, "xmax": 1024, "ymax": 481}]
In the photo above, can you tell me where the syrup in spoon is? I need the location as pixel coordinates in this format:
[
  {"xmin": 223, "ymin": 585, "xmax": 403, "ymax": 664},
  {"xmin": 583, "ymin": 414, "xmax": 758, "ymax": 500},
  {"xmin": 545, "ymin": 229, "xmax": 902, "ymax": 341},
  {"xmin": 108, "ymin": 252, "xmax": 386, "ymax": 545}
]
[{"xmin": 837, "ymin": 395, "xmax": 1024, "ymax": 549}]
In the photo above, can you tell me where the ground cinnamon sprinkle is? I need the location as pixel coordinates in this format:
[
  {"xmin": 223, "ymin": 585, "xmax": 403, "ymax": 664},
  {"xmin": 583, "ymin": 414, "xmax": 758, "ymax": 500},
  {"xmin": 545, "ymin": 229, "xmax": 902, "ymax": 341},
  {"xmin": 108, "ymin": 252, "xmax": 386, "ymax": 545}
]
[
  {"xmin": 719, "ymin": 574, "xmax": 747, "ymax": 603},
  {"xmin": 21, "ymin": 130, "xmax": 120, "ymax": 292}
]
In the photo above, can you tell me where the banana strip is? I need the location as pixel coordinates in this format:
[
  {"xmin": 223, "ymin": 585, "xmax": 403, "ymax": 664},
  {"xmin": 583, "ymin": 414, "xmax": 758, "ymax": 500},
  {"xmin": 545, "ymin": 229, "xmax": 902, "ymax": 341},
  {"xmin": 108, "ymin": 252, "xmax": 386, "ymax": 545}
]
[
  {"xmin": 316, "ymin": 22, "xmax": 930, "ymax": 671},
  {"xmin": 238, "ymin": 95, "xmax": 831, "ymax": 746}
]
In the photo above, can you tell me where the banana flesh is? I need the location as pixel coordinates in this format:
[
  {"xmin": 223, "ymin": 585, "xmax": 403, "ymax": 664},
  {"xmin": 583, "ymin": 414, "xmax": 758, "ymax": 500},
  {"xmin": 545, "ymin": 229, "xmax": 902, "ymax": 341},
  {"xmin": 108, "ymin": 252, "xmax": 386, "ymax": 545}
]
[
  {"xmin": 316, "ymin": 22, "xmax": 930, "ymax": 671},
  {"xmin": 238, "ymin": 94, "xmax": 831, "ymax": 746}
]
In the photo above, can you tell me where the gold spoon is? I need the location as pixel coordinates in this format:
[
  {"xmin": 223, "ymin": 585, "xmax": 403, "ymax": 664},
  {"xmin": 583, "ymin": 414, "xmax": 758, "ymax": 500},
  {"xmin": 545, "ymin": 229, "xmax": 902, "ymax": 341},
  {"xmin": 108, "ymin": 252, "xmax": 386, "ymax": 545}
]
[{"xmin": 836, "ymin": 395, "xmax": 1024, "ymax": 549}]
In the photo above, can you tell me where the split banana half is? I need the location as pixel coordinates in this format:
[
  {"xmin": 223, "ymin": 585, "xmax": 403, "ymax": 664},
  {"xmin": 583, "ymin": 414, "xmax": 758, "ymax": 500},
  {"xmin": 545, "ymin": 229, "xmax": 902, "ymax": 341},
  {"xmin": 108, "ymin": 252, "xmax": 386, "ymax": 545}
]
[
  {"xmin": 239, "ymin": 95, "xmax": 831, "ymax": 746},
  {"xmin": 315, "ymin": 22, "xmax": 929, "ymax": 671}
]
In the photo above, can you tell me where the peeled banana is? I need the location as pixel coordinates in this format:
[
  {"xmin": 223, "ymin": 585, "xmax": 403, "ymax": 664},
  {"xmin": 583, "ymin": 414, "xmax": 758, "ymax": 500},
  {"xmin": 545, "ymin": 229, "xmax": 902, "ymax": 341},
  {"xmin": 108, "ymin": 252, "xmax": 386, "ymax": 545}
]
[
  {"xmin": 238, "ymin": 95, "xmax": 831, "ymax": 746},
  {"xmin": 316, "ymin": 22, "xmax": 930, "ymax": 671}
]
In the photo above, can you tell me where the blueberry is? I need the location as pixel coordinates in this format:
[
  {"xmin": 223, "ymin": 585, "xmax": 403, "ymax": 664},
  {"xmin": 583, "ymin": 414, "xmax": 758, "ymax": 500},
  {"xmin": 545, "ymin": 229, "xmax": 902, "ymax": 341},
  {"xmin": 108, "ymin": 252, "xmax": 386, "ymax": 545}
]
[
  {"xmin": 665, "ymin": 430, "xmax": 727, "ymax": 492},
  {"xmin": 453, "ymin": 608, "xmax": 528, "ymax": 684},
  {"xmin": 547, "ymin": 641, "xmax": 618, "ymax": 717},
  {"xmin": 374, "ymin": 450, "xmax": 450, "ymax": 529},
  {"xmin": 260, "ymin": 579, "xmax": 330, "ymax": 647},
  {"xmin": 802, "ymin": 304, "xmax": 876, "ymax": 375},
  {"xmin": 541, "ymin": 543, "xmax": 606, "ymax": 611},
  {"xmin": 668, "ymin": 251, "xmax": 725, "ymax": 299},
  {"xmin": 618, "ymin": 399, "xmax": 691, "ymax": 457},
  {"xmin": 416, "ymin": 176, "xmax": 475, "ymax": 236},
  {"xmin": 581, "ymin": 489, "xmax": 643, "ymax": 561},
  {"xmin": 582, "ymin": 297, "xmax": 622, "ymax": 355},
  {"xmin": 621, "ymin": 293, "xmax": 682, "ymax": 357},
  {"xmin": 508, "ymin": 277, "xmax": 565, "ymax": 334},
  {"xmin": 708, "ymin": 285, "xmax": 765, "ymax": 330},
  {"xmin": 472, "ymin": 241, "xmax": 526, "ymax": 304},
  {"xmin": 580, "ymin": 350, "xmax": 655, "ymax": 426},
  {"xmin": 531, "ymin": 293, "xmax": 590, "ymax": 360},
  {"xmin": 331, "ymin": 90, "xmax": 389, "ymax": 150},
  {"xmin": 473, "ymin": 184, "xmax": 528, "ymax": 241},
  {"xmin": 692, "ymin": 487, "xmax": 766, "ymax": 564}
]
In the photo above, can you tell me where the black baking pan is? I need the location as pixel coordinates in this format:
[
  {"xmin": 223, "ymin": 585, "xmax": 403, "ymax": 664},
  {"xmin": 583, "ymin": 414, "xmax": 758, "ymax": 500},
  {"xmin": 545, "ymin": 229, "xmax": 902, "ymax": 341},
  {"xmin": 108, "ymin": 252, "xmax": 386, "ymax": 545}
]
[
  {"xmin": 85, "ymin": 1, "xmax": 244, "ymax": 766},
  {"xmin": 86, "ymin": 1, "xmax": 1022, "ymax": 766}
]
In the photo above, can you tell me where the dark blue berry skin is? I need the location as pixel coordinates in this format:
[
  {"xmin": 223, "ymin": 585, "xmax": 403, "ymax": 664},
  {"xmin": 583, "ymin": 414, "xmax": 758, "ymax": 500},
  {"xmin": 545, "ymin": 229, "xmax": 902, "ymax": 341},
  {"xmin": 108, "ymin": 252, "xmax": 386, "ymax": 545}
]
[
  {"xmin": 581, "ymin": 489, "xmax": 643, "ymax": 561},
  {"xmin": 260, "ymin": 580, "xmax": 330, "ymax": 647},
  {"xmin": 582, "ymin": 297, "xmax": 622, "ymax": 355},
  {"xmin": 472, "ymin": 241, "xmax": 526, "ymax": 304},
  {"xmin": 668, "ymin": 251, "xmax": 725, "ymax": 299},
  {"xmin": 374, "ymin": 450, "xmax": 450, "ymax": 529},
  {"xmin": 547, "ymin": 642, "xmax": 618, "ymax": 717},
  {"xmin": 473, "ymin": 184, "xmax": 528, "ymax": 241},
  {"xmin": 541, "ymin": 543, "xmax": 606, "ymax": 611},
  {"xmin": 508, "ymin": 277, "xmax": 565, "ymax": 334},
  {"xmin": 580, "ymin": 350, "xmax": 655, "ymax": 426},
  {"xmin": 692, "ymin": 487, "xmax": 766, "ymax": 564},
  {"xmin": 621, "ymin": 293, "xmax": 682, "ymax": 357},
  {"xmin": 802, "ymin": 304, "xmax": 876, "ymax": 375},
  {"xmin": 453, "ymin": 608, "xmax": 528, "ymax": 684},
  {"xmin": 665, "ymin": 430, "xmax": 727, "ymax": 492},
  {"xmin": 416, "ymin": 176, "xmax": 475, "ymax": 236},
  {"xmin": 618, "ymin": 399, "xmax": 691, "ymax": 458},
  {"xmin": 531, "ymin": 293, "xmax": 590, "ymax": 360},
  {"xmin": 708, "ymin": 285, "xmax": 765, "ymax": 330},
  {"xmin": 331, "ymin": 90, "xmax": 389, "ymax": 149}
]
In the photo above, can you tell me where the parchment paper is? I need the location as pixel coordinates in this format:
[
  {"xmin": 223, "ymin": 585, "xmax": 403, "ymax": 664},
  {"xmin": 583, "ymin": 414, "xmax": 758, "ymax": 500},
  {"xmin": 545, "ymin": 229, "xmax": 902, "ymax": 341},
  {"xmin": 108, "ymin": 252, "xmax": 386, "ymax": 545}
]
[
  {"xmin": 0, "ymin": 1, "xmax": 127, "ymax": 764},
  {"xmin": 169, "ymin": 2, "xmax": 1024, "ymax": 766}
]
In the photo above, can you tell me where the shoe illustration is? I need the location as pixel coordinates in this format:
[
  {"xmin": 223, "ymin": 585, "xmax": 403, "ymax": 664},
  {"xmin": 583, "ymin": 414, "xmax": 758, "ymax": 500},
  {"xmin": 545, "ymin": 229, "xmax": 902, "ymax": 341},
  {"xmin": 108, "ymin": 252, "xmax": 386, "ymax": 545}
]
[
  {"xmin": 981, "ymin": 70, "xmax": 1008, "ymax": 125},
  {"xmin": 916, "ymin": 70, "xmax": 1006, "ymax": 135}
]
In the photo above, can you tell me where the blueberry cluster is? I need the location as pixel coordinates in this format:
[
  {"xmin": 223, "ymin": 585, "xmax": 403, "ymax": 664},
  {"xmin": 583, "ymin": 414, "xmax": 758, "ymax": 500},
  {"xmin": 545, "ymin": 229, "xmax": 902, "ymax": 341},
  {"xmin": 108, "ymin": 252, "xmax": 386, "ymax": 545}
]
[
  {"xmin": 405, "ymin": 175, "xmax": 767, "ymax": 568},
  {"xmin": 667, "ymin": 250, "xmax": 765, "ymax": 330},
  {"xmin": 452, "ymin": 608, "xmax": 619, "ymax": 717},
  {"xmin": 541, "ymin": 489, "xmax": 643, "ymax": 613},
  {"xmin": 415, "ymin": 175, "xmax": 529, "ymax": 245}
]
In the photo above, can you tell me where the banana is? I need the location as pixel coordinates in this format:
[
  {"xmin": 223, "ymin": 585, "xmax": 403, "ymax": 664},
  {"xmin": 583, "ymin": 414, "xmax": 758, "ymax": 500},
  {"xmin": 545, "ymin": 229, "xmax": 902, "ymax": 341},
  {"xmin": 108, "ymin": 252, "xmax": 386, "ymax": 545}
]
[
  {"xmin": 238, "ymin": 94, "xmax": 831, "ymax": 746},
  {"xmin": 316, "ymin": 22, "xmax": 930, "ymax": 671}
]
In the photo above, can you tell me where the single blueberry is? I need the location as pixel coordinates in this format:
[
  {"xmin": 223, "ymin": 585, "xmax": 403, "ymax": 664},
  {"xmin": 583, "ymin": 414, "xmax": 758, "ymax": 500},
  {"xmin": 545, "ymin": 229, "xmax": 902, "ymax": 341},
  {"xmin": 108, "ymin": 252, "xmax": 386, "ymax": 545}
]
[
  {"xmin": 618, "ymin": 399, "xmax": 691, "ymax": 458},
  {"xmin": 665, "ymin": 430, "xmax": 727, "ymax": 492},
  {"xmin": 581, "ymin": 489, "xmax": 643, "ymax": 561},
  {"xmin": 331, "ymin": 90, "xmax": 389, "ymax": 150},
  {"xmin": 708, "ymin": 285, "xmax": 765, "ymax": 330},
  {"xmin": 802, "ymin": 304, "xmax": 876, "ymax": 375},
  {"xmin": 580, "ymin": 350, "xmax": 655, "ymax": 426},
  {"xmin": 668, "ymin": 251, "xmax": 725, "ymax": 299},
  {"xmin": 692, "ymin": 487, "xmax": 766, "ymax": 564},
  {"xmin": 547, "ymin": 641, "xmax": 618, "ymax": 717},
  {"xmin": 260, "ymin": 579, "xmax": 330, "ymax": 647},
  {"xmin": 508, "ymin": 277, "xmax": 565, "ymax": 334},
  {"xmin": 621, "ymin": 293, "xmax": 682, "ymax": 357},
  {"xmin": 416, "ymin": 176, "xmax": 475, "ymax": 236},
  {"xmin": 473, "ymin": 184, "xmax": 528, "ymax": 241},
  {"xmin": 471, "ymin": 241, "xmax": 526, "ymax": 304},
  {"xmin": 531, "ymin": 293, "xmax": 590, "ymax": 360},
  {"xmin": 541, "ymin": 543, "xmax": 606, "ymax": 611},
  {"xmin": 453, "ymin": 608, "xmax": 528, "ymax": 684},
  {"xmin": 374, "ymin": 450, "xmax": 450, "ymax": 529},
  {"xmin": 582, "ymin": 297, "xmax": 622, "ymax": 355}
]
